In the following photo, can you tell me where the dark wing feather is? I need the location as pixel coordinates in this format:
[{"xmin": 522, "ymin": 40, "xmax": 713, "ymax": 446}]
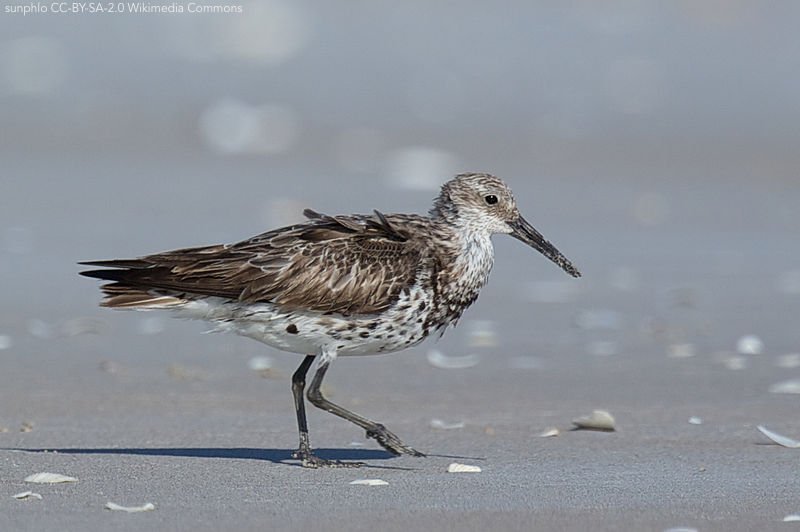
[{"xmin": 80, "ymin": 212, "xmax": 426, "ymax": 315}]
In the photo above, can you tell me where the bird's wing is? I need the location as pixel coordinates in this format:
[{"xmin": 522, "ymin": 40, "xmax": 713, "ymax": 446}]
[{"xmin": 80, "ymin": 211, "xmax": 426, "ymax": 315}]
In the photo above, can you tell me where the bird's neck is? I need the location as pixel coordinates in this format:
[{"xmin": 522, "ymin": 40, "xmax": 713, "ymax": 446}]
[
  {"xmin": 431, "ymin": 220, "xmax": 495, "ymax": 324},
  {"xmin": 456, "ymin": 227, "xmax": 494, "ymax": 274},
  {"xmin": 452, "ymin": 228, "xmax": 495, "ymax": 291},
  {"xmin": 429, "ymin": 212, "xmax": 496, "ymax": 283}
]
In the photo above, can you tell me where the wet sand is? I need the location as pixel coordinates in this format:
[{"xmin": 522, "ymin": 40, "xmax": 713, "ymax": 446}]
[
  {"xmin": 1, "ymin": 159, "xmax": 799, "ymax": 531},
  {"xmin": 3, "ymin": 6, "xmax": 800, "ymax": 529}
]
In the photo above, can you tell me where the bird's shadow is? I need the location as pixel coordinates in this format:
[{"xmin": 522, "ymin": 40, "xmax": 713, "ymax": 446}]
[{"xmin": 4, "ymin": 447, "xmax": 416, "ymax": 469}]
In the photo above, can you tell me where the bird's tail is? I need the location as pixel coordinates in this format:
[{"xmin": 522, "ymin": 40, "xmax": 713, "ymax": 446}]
[
  {"xmin": 80, "ymin": 260, "xmax": 186, "ymax": 310},
  {"xmin": 96, "ymin": 284, "xmax": 186, "ymax": 309}
]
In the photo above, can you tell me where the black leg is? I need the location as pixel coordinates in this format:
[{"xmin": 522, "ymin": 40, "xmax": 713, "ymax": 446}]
[
  {"xmin": 307, "ymin": 358, "xmax": 425, "ymax": 458},
  {"xmin": 291, "ymin": 355, "xmax": 315, "ymax": 458},
  {"xmin": 289, "ymin": 355, "xmax": 362, "ymax": 468}
]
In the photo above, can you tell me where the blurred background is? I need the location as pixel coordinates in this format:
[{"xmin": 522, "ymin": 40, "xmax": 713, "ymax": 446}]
[{"xmin": 1, "ymin": 2, "xmax": 799, "ymax": 428}]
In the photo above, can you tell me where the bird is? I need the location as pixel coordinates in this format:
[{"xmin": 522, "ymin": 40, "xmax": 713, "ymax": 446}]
[{"xmin": 80, "ymin": 172, "xmax": 580, "ymax": 468}]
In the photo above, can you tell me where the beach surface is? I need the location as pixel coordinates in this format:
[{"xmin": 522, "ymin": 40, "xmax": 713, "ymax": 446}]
[{"xmin": 2, "ymin": 3, "xmax": 800, "ymax": 530}]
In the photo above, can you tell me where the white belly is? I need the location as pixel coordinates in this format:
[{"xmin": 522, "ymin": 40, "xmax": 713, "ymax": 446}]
[{"xmin": 172, "ymin": 290, "xmax": 432, "ymax": 357}]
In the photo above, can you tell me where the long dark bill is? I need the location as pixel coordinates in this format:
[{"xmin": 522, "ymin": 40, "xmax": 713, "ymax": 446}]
[{"xmin": 509, "ymin": 215, "xmax": 581, "ymax": 278}]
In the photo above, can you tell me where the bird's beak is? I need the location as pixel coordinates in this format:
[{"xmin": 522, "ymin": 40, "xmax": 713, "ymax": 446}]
[{"xmin": 509, "ymin": 215, "xmax": 581, "ymax": 278}]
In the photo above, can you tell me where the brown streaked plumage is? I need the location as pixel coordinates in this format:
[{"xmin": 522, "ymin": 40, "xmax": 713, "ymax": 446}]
[
  {"xmin": 80, "ymin": 172, "xmax": 580, "ymax": 468},
  {"xmin": 82, "ymin": 209, "xmax": 423, "ymax": 315}
]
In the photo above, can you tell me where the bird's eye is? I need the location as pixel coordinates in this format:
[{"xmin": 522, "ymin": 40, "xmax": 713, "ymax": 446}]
[{"xmin": 484, "ymin": 194, "xmax": 498, "ymax": 205}]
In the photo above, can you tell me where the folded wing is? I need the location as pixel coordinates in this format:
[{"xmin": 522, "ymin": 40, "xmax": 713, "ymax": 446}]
[{"xmin": 80, "ymin": 211, "xmax": 425, "ymax": 315}]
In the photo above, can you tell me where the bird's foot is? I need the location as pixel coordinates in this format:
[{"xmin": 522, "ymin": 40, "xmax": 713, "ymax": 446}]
[
  {"xmin": 366, "ymin": 424, "xmax": 425, "ymax": 457},
  {"xmin": 291, "ymin": 448, "xmax": 364, "ymax": 469}
]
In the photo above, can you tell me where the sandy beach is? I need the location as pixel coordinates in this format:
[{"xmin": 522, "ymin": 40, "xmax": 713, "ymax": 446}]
[{"xmin": 2, "ymin": 3, "xmax": 800, "ymax": 530}]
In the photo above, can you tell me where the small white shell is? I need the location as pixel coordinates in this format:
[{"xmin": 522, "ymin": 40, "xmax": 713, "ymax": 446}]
[
  {"xmin": 349, "ymin": 479, "xmax": 388, "ymax": 486},
  {"xmin": 736, "ymin": 335, "xmax": 764, "ymax": 355},
  {"xmin": 539, "ymin": 427, "xmax": 560, "ymax": 438},
  {"xmin": 24, "ymin": 472, "xmax": 78, "ymax": 484},
  {"xmin": 105, "ymin": 502, "xmax": 156, "ymax": 512},
  {"xmin": 783, "ymin": 514, "xmax": 800, "ymax": 522},
  {"xmin": 426, "ymin": 349, "xmax": 480, "ymax": 369},
  {"xmin": 769, "ymin": 379, "xmax": 800, "ymax": 394},
  {"xmin": 13, "ymin": 491, "xmax": 42, "ymax": 500},
  {"xmin": 757, "ymin": 426, "xmax": 800, "ymax": 448},
  {"xmin": 688, "ymin": 416, "xmax": 703, "ymax": 425},
  {"xmin": 572, "ymin": 410, "xmax": 616, "ymax": 431},
  {"xmin": 447, "ymin": 463, "xmax": 481, "ymax": 473},
  {"xmin": 247, "ymin": 356, "xmax": 274, "ymax": 371},
  {"xmin": 430, "ymin": 418, "xmax": 465, "ymax": 430}
]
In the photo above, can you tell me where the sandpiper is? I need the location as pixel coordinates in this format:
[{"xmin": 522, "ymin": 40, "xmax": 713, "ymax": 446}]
[{"xmin": 81, "ymin": 173, "xmax": 580, "ymax": 468}]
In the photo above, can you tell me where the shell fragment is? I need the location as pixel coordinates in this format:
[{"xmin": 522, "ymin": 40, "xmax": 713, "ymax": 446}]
[
  {"xmin": 757, "ymin": 426, "xmax": 800, "ymax": 448},
  {"xmin": 736, "ymin": 335, "xmax": 764, "ymax": 355},
  {"xmin": 447, "ymin": 463, "xmax": 481, "ymax": 473},
  {"xmin": 105, "ymin": 502, "xmax": 156, "ymax": 512},
  {"xmin": 783, "ymin": 514, "xmax": 800, "ymax": 522},
  {"xmin": 247, "ymin": 356, "xmax": 274, "ymax": 372},
  {"xmin": 13, "ymin": 491, "xmax": 42, "ymax": 500},
  {"xmin": 24, "ymin": 472, "xmax": 78, "ymax": 484},
  {"xmin": 539, "ymin": 427, "xmax": 560, "ymax": 438},
  {"xmin": 572, "ymin": 410, "xmax": 616, "ymax": 431},
  {"xmin": 769, "ymin": 379, "xmax": 800, "ymax": 395},
  {"xmin": 430, "ymin": 418, "xmax": 465, "ymax": 430},
  {"xmin": 349, "ymin": 479, "xmax": 388, "ymax": 486},
  {"xmin": 426, "ymin": 349, "xmax": 480, "ymax": 369}
]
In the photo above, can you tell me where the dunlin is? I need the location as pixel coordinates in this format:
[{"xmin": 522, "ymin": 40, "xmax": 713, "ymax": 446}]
[{"xmin": 81, "ymin": 173, "xmax": 580, "ymax": 467}]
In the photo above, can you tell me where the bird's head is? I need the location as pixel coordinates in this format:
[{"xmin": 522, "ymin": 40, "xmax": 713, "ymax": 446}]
[{"xmin": 431, "ymin": 172, "xmax": 581, "ymax": 278}]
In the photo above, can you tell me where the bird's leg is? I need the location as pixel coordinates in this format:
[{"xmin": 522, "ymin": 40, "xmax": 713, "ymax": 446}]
[
  {"xmin": 307, "ymin": 358, "xmax": 425, "ymax": 458},
  {"xmin": 290, "ymin": 355, "xmax": 361, "ymax": 468},
  {"xmin": 290, "ymin": 355, "xmax": 315, "ymax": 461}
]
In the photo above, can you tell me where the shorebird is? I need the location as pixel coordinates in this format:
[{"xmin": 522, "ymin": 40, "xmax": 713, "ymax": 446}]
[{"xmin": 80, "ymin": 173, "xmax": 580, "ymax": 468}]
